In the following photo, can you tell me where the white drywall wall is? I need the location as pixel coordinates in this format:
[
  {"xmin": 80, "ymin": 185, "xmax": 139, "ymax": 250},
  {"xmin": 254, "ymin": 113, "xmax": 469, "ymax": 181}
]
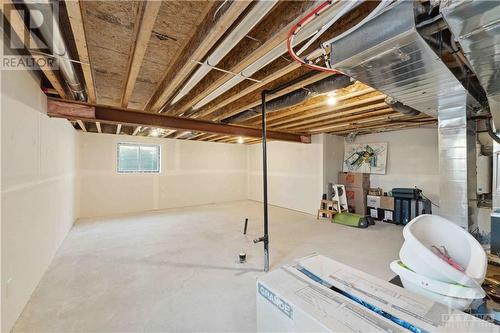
[
  {"xmin": 78, "ymin": 133, "xmax": 248, "ymax": 218},
  {"xmin": 1, "ymin": 70, "xmax": 78, "ymax": 332},
  {"xmin": 322, "ymin": 134, "xmax": 344, "ymax": 192},
  {"xmin": 350, "ymin": 128, "xmax": 440, "ymax": 208},
  {"xmin": 247, "ymin": 135, "xmax": 324, "ymax": 215}
]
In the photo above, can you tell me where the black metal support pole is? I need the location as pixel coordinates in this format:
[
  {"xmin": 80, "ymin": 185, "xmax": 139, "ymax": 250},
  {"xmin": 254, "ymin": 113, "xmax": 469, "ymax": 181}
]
[
  {"xmin": 253, "ymin": 90, "xmax": 270, "ymax": 272},
  {"xmin": 252, "ymin": 74, "xmax": 336, "ymax": 272},
  {"xmin": 261, "ymin": 90, "xmax": 270, "ymax": 272}
]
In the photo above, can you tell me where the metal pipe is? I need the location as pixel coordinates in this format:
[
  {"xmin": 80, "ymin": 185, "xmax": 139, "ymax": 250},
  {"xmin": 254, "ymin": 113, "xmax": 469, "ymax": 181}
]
[
  {"xmin": 24, "ymin": 0, "xmax": 85, "ymax": 101},
  {"xmin": 261, "ymin": 91, "xmax": 269, "ymax": 272},
  {"xmin": 253, "ymin": 90, "xmax": 270, "ymax": 272}
]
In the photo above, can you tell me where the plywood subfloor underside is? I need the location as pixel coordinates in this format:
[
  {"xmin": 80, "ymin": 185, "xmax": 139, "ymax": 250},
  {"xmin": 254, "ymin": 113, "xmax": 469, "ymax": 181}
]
[{"xmin": 12, "ymin": 201, "xmax": 404, "ymax": 332}]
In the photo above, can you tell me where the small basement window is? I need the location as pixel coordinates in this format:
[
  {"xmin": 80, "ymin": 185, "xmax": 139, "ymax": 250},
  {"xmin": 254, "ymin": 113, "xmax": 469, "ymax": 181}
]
[{"xmin": 117, "ymin": 143, "xmax": 161, "ymax": 173}]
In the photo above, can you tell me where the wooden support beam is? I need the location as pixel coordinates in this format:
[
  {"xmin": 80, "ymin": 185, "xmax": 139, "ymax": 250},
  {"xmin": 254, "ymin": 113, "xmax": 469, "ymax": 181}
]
[
  {"xmin": 145, "ymin": 1, "xmax": 252, "ymax": 112},
  {"xmin": 116, "ymin": 124, "xmax": 122, "ymax": 134},
  {"xmin": 64, "ymin": 0, "xmax": 96, "ymax": 103},
  {"xmin": 121, "ymin": 1, "xmax": 162, "ymax": 107},
  {"xmin": 47, "ymin": 99, "xmax": 310, "ymax": 143},
  {"xmin": 77, "ymin": 120, "xmax": 87, "ymax": 132},
  {"xmin": 96, "ymin": 122, "xmax": 102, "ymax": 133},
  {"xmin": 2, "ymin": 1, "xmax": 67, "ymax": 98}
]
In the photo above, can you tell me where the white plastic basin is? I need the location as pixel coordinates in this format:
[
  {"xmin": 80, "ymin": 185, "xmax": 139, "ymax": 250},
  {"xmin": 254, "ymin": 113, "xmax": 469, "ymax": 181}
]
[
  {"xmin": 400, "ymin": 215, "xmax": 487, "ymax": 288},
  {"xmin": 390, "ymin": 260, "xmax": 485, "ymax": 311}
]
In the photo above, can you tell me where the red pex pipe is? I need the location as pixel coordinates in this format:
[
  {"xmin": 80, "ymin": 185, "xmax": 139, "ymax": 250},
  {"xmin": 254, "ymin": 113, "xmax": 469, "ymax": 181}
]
[{"xmin": 287, "ymin": 1, "xmax": 340, "ymax": 74}]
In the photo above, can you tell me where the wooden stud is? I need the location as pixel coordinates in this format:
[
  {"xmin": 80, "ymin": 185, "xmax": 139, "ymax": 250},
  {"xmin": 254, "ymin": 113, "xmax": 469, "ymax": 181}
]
[
  {"xmin": 116, "ymin": 124, "xmax": 122, "ymax": 135},
  {"xmin": 96, "ymin": 122, "xmax": 102, "ymax": 133},
  {"xmin": 121, "ymin": 1, "xmax": 162, "ymax": 108}
]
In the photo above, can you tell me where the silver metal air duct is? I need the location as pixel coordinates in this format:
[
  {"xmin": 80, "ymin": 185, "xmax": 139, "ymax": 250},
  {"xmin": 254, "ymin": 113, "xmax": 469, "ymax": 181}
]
[
  {"xmin": 441, "ymin": 1, "xmax": 500, "ymax": 126},
  {"xmin": 24, "ymin": 0, "xmax": 85, "ymax": 100},
  {"xmin": 330, "ymin": 0, "xmax": 480, "ymax": 230}
]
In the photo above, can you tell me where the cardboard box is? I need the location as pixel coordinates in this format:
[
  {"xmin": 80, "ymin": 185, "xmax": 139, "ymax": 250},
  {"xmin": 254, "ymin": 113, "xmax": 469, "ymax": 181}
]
[
  {"xmin": 366, "ymin": 195, "xmax": 380, "ymax": 209},
  {"xmin": 257, "ymin": 254, "xmax": 498, "ymax": 332},
  {"xmin": 345, "ymin": 186, "xmax": 367, "ymax": 215},
  {"xmin": 380, "ymin": 196, "xmax": 394, "ymax": 211},
  {"xmin": 367, "ymin": 195, "xmax": 394, "ymax": 211},
  {"xmin": 338, "ymin": 172, "xmax": 370, "ymax": 189}
]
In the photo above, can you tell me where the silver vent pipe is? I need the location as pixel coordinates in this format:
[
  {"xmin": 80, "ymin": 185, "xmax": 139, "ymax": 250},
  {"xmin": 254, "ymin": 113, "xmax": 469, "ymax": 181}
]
[
  {"xmin": 24, "ymin": 0, "xmax": 86, "ymax": 101},
  {"xmin": 329, "ymin": 0, "xmax": 480, "ymax": 230},
  {"xmin": 441, "ymin": 1, "xmax": 500, "ymax": 127}
]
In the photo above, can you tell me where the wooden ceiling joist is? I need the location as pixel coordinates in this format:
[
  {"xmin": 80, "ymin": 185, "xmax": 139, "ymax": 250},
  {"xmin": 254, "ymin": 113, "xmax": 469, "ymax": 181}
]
[
  {"xmin": 265, "ymin": 93, "xmax": 386, "ymax": 128},
  {"xmin": 77, "ymin": 120, "xmax": 87, "ymax": 132},
  {"xmin": 245, "ymin": 87, "xmax": 377, "ymax": 126},
  {"xmin": 192, "ymin": 63, "xmax": 301, "ymax": 120},
  {"xmin": 145, "ymin": 1, "xmax": 252, "ymax": 112},
  {"xmin": 274, "ymin": 102, "xmax": 389, "ymax": 130},
  {"xmin": 165, "ymin": 1, "xmax": 318, "ymax": 117},
  {"xmin": 292, "ymin": 109, "xmax": 397, "ymax": 133},
  {"xmin": 210, "ymin": 71, "xmax": 333, "ymax": 122},
  {"xmin": 64, "ymin": 0, "xmax": 96, "ymax": 103},
  {"xmin": 47, "ymin": 99, "xmax": 310, "ymax": 143},
  {"xmin": 2, "ymin": 0, "xmax": 67, "ymax": 98},
  {"xmin": 121, "ymin": 1, "xmax": 162, "ymax": 108},
  {"xmin": 330, "ymin": 119, "xmax": 437, "ymax": 135}
]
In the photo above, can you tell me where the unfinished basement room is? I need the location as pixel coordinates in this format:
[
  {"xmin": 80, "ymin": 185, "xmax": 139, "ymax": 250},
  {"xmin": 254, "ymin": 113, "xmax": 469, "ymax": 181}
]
[{"xmin": 3, "ymin": 0, "xmax": 500, "ymax": 332}]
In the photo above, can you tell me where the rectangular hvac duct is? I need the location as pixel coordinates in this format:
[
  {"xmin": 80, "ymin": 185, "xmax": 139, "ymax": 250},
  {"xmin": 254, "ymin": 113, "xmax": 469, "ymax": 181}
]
[
  {"xmin": 441, "ymin": 0, "xmax": 500, "ymax": 127},
  {"xmin": 330, "ymin": 1, "xmax": 480, "ymax": 229}
]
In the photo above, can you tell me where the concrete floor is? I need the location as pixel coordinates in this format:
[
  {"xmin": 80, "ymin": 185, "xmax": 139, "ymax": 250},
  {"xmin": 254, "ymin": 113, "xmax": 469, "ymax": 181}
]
[{"xmin": 13, "ymin": 201, "xmax": 404, "ymax": 332}]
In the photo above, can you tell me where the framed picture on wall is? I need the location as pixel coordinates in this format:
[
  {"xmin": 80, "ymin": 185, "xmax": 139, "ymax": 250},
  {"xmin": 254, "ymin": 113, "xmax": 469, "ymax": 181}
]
[{"xmin": 343, "ymin": 142, "xmax": 388, "ymax": 174}]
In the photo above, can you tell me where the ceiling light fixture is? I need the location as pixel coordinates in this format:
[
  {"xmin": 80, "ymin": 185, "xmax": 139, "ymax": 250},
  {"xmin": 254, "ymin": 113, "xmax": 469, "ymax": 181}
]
[
  {"xmin": 326, "ymin": 91, "xmax": 338, "ymax": 106},
  {"xmin": 237, "ymin": 137, "xmax": 245, "ymax": 144},
  {"xmin": 327, "ymin": 95, "xmax": 337, "ymax": 106},
  {"xmin": 151, "ymin": 129, "xmax": 160, "ymax": 137}
]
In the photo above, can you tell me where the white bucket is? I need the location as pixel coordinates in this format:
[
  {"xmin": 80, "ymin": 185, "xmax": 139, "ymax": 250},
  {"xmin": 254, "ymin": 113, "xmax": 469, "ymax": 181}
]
[
  {"xmin": 390, "ymin": 260, "xmax": 485, "ymax": 310},
  {"xmin": 400, "ymin": 215, "xmax": 487, "ymax": 288}
]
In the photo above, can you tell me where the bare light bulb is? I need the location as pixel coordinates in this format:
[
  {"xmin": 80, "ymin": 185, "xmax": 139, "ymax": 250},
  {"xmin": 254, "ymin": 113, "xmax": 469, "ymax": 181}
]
[
  {"xmin": 327, "ymin": 95, "xmax": 337, "ymax": 106},
  {"xmin": 151, "ymin": 129, "xmax": 160, "ymax": 137},
  {"xmin": 237, "ymin": 137, "xmax": 245, "ymax": 144}
]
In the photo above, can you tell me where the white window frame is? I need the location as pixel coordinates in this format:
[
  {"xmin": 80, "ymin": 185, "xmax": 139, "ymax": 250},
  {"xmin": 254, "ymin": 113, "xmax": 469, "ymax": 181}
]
[{"xmin": 117, "ymin": 142, "xmax": 161, "ymax": 174}]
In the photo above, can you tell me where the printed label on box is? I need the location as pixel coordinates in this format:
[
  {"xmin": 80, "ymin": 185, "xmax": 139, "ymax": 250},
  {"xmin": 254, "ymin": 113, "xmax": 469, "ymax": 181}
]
[
  {"xmin": 384, "ymin": 210, "xmax": 393, "ymax": 221},
  {"xmin": 370, "ymin": 208, "xmax": 379, "ymax": 218},
  {"xmin": 258, "ymin": 283, "xmax": 293, "ymax": 319}
]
